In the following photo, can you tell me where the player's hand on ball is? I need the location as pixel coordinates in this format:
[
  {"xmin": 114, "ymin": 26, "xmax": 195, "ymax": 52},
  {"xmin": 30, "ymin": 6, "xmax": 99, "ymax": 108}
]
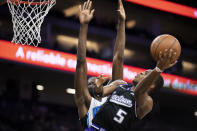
[
  {"xmin": 79, "ymin": 0, "xmax": 95, "ymax": 24},
  {"xmin": 156, "ymin": 49, "xmax": 177, "ymax": 71},
  {"xmin": 117, "ymin": 0, "xmax": 126, "ymax": 21}
]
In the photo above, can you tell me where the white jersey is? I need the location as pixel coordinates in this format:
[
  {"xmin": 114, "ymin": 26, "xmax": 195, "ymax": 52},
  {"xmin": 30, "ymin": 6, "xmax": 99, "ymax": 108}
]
[{"xmin": 86, "ymin": 97, "xmax": 108, "ymax": 127}]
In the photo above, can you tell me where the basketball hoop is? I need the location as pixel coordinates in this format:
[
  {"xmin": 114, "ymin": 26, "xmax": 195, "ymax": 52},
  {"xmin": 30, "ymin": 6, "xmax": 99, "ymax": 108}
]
[{"xmin": 7, "ymin": 0, "xmax": 56, "ymax": 47}]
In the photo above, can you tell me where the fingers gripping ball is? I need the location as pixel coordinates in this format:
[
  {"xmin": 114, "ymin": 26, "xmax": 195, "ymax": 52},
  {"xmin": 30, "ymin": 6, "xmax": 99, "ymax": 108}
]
[{"xmin": 150, "ymin": 34, "xmax": 181, "ymax": 61}]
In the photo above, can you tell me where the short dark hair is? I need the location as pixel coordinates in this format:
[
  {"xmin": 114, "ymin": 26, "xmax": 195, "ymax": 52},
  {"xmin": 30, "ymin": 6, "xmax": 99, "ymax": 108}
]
[
  {"xmin": 87, "ymin": 77, "xmax": 97, "ymax": 97},
  {"xmin": 152, "ymin": 75, "xmax": 164, "ymax": 93}
]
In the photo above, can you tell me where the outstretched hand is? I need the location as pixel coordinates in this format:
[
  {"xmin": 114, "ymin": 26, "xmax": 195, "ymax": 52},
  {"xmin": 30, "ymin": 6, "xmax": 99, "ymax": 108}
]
[
  {"xmin": 117, "ymin": 0, "xmax": 126, "ymax": 21},
  {"xmin": 156, "ymin": 49, "xmax": 177, "ymax": 71},
  {"xmin": 79, "ymin": 0, "xmax": 95, "ymax": 24}
]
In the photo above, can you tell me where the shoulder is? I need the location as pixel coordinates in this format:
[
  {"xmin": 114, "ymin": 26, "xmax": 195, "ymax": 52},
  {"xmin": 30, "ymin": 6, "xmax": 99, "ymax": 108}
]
[
  {"xmin": 144, "ymin": 96, "xmax": 153, "ymax": 110},
  {"xmin": 136, "ymin": 94, "xmax": 153, "ymax": 108},
  {"xmin": 136, "ymin": 95, "xmax": 153, "ymax": 119}
]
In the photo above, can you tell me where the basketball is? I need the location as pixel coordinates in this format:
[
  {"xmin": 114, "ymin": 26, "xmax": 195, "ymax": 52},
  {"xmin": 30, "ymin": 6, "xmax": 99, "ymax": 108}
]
[{"xmin": 150, "ymin": 34, "xmax": 181, "ymax": 61}]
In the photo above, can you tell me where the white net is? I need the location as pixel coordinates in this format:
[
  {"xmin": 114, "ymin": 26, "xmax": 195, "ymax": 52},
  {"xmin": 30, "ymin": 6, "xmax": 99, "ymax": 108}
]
[{"xmin": 7, "ymin": 0, "xmax": 56, "ymax": 47}]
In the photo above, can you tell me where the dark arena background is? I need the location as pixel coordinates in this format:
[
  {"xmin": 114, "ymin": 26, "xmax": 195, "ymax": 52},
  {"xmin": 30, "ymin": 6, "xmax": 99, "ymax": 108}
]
[{"xmin": 0, "ymin": 0, "xmax": 197, "ymax": 131}]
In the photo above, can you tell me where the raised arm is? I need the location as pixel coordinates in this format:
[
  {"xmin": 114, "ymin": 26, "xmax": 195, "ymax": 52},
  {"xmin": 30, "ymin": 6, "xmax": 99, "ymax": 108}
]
[
  {"xmin": 134, "ymin": 49, "xmax": 177, "ymax": 95},
  {"xmin": 74, "ymin": 0, "xmax": 95, "ymax": 118},
  {"xmin": 112, "ymin": 0, "xmax": 126, "ymax": 81},
  {"xmin": 134, "ymin": 49, "xmax": 177, "ymax": 119},
  {"xmin": 103, "ymin": 80, "xmax": 127, "ymax": 97}
]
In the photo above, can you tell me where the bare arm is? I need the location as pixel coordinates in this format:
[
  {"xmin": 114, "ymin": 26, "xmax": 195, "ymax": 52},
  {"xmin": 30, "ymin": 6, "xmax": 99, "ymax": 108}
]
[
  {"xmin": 112, "ymin": 0, "xmax": 126, "ymax": 81},
  {"xmin": 92, "ymin": 0, "xmax": 126, "ymax": 98},
  {"xmin": 135, "ymin": 49, "xmax": 178, "ymax": 119},
  {"xmin": 103, "ymin": 80, "xmax": 127, "ymax": 97},
  {"xmin": 93, "ymin": 76, "xmax": 127, "ymax": 99},
  {"xmin": 74, "ymin": 0, "xmax": 95, "ymax": 118},
  {"xmin": 134, "ymin": 49, "xmax": 177, "ymax": 95},
  {"xmin": 74, "ymin": 24, "xmax": 91, "ymax": 118},
  {"xmin": 134, "ymin": 69, "xmax": 161, "ymax": 95},
  {"xmin": 134, "ymin": 69, "xmax": 159, "ymax": 119},
  {"xmin": 136, "ymin": 94, "xmax": 153, "ymax": 119}
]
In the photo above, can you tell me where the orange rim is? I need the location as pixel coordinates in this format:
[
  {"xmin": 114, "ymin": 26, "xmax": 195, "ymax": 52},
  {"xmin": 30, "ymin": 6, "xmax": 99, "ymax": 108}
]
[{"xmin": 8, "ymin": 0, "xmax": 55, "ymax": 5}]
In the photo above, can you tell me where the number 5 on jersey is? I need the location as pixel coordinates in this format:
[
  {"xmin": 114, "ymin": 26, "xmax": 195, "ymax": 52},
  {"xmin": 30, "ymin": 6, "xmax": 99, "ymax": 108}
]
[{"xmin": 113, "ymin": 109, "xmax": 127, "ymax": 124}]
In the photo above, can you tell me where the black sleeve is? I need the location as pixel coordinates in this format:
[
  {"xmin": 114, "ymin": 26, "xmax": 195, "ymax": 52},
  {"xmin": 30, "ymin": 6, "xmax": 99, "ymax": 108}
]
[{"xmin": 80, "ymin": 114, "xmax": 88, "ymax": 129}]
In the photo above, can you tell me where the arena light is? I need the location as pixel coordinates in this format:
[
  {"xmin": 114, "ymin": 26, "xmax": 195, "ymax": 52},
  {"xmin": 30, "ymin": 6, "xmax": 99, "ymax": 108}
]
[
  {"xmin": 36, "ymin": 85, "xmax": 44, "ymax": 91},
  {"xmin": 63, "ymin": 5, "xmax": 79, "ymax": 17},
  {"xmin": 182, "ymin": 61, "xmax": 196, "ymax": 71},
  {"xmin": 194, "ymin": 111, "xmax": 197, "ymax": 117},
  {"xmin": 126, "ymin": 0, "xmax": 197, "ymax": 19},
  {"xmin": 124, "ymin": 49, "xmax": 135, "ymax": 58},
  {"xmin": 126, "ymin": 20, "xmax": 136, "ymax": 29},
  {"xmin": 56, "ymin": 35, "xmax": 100, "ymax": 53},
  {"xmin": 66, "ymin": 88, "xmax": 75, "ymax": 94}
]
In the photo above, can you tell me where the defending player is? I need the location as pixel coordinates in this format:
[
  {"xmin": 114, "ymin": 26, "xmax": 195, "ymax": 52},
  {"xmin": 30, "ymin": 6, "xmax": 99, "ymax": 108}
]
[
  {"xmin": 87, "ymin": 49, "xmax": 178, "ymax": 131},
  {"xmin": 74, "ymin": 0, "xmax": 127, "ymax": 129}
]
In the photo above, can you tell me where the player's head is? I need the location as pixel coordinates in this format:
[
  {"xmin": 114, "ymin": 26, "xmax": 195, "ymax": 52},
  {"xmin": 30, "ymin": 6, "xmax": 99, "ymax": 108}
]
[
  {"xmin": 87, "ymin": 75, "xmax": 109, "ymax": 97},
  {"xmin": 133, "ymin": 70, "xmax": 164, "ymax": 93}
]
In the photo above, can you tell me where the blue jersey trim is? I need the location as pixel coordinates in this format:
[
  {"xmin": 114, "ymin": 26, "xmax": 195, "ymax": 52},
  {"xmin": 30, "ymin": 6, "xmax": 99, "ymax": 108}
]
[{"xmin": 85, "ymin": 124, "xmax": 108, "ymax": 131}]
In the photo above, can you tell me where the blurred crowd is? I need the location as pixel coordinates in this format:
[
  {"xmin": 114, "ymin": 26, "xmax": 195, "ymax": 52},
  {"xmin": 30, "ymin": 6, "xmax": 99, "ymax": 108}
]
[
  {"xmin": 0, "ymin": 97, "xmax": 81, "ymax": 131},
  {"xmin": 0, "ymin": 94, "xmax": 196, "ymax": 131}
]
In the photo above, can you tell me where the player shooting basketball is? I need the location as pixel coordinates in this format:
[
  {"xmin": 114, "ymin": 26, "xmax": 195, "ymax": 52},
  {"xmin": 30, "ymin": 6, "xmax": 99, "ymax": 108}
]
[
  {"xmin": 74, "ymin": 0, "xmax": 127, "ymax": 129},
  {"xmin": 86, "ymin": 49, "xmax": 178, "ymax": 131}
]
